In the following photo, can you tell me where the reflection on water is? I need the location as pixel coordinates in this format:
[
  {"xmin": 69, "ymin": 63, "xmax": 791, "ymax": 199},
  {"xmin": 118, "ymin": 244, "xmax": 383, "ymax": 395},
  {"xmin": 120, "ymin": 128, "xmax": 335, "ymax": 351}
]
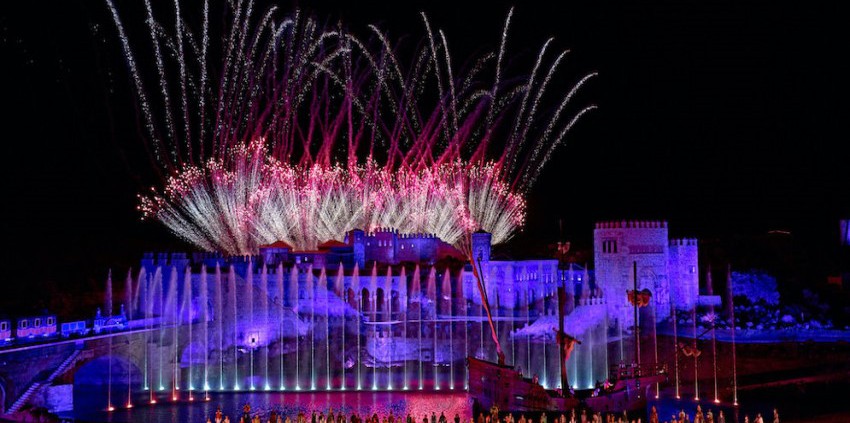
[{"xmin": 67, "ymin": 390, "xmax": 471, "ymax": 423}]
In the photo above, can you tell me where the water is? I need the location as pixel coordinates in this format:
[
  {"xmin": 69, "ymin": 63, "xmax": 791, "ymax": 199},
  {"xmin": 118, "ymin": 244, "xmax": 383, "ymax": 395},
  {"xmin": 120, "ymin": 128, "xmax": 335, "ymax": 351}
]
[{"xmin": 69, "ymin": 391, "xmax": 471, "ymax": 423}]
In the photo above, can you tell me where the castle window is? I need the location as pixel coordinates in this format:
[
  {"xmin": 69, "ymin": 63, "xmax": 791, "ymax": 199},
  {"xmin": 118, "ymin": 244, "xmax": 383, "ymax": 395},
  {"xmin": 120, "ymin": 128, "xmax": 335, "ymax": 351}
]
[
  {"xmin": 689, "ymin": 265, "xmax": 696, "ymax": 274},
  {"xmin": 1, "ymin": 322, "xmax": 7, "ymax": 331},
  {"xmin": 602, "ymin": 240, "xmax": 618, "ymax": 254},
  {"xmin": 35, "ymin": 318, "xmax": 41, "ymax": 327},
  {"xmin": 47, "ymin": 317, "xmax": 54, "ymax": 325},
  {"xmin": 20, "ymin": 320, "xmax": 27, "ymax": 329}
]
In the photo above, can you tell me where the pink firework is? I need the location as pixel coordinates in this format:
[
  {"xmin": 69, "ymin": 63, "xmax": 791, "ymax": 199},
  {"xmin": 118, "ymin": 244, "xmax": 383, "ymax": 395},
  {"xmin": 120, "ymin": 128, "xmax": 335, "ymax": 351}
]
[{"xmin": 109, "ymin": 2, "xmax": 596, "ymax": 254}]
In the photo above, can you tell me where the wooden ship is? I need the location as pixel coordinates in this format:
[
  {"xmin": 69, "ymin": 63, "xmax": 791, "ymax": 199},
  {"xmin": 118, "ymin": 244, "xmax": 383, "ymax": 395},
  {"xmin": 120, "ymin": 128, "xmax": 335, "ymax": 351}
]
[{"xmin": 467, "ymin": 256, "xmax": 667, "ymax": 415}]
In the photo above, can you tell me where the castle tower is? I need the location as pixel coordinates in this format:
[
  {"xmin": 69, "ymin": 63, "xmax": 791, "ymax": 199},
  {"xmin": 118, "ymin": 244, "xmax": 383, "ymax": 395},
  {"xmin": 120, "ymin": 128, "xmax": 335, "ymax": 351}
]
[
  {"xmin": 345, "ymin": 229, "xmax": 366, "ymax": 268},
  {"xmin": 366, "ymin": 228, "xmax": 399, "ymax": 264},
  {"xmin": 471, "ymin": 230, "xmax": 492, "ymax": 267},
  {"xmin": 668, "ymin": 238, "xmax": 699, "ymax": 310},
  {"xmin": 594, "ymin": 220, "xmax": 671, "ymax": 326}
]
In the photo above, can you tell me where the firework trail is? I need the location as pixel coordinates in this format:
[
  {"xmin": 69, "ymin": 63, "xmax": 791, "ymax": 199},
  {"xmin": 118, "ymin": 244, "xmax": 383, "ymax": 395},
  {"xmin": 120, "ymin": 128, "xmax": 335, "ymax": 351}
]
[{"xmin": 108, "ymin": 1, "xmax": 595, "ymax": 254}]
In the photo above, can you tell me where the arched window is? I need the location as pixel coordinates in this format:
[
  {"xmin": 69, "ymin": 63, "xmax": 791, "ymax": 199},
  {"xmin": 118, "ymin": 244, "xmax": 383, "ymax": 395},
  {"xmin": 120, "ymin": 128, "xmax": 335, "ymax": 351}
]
[
  {"xmin": 376, "ymin": 288, "xmax": 385, "ymax": 313},
  {"xmin": 361, "ymin": 288, "xmax": 371, "ymax": 312}
]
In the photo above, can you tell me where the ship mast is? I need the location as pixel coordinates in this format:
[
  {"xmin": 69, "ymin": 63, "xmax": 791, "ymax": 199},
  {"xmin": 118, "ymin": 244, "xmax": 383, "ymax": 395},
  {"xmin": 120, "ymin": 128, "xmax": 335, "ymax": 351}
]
[
  {"xmin": 634, "ymin": 261, "xmax": 640, "ymax": 368},
  {"xmin": 555, "ymin": 275, "xmax": 581, "ymax": 397},
  {"xmin": 467, "ymin": 244, "xmax": 506, "ymax": 366},
  {"xmin": 632, "ymin": 261, "xmax": 642, "ymax": 399},
  {"xmin": 557, "ymin": 285, "xmax": 568, "ymax": 395}
]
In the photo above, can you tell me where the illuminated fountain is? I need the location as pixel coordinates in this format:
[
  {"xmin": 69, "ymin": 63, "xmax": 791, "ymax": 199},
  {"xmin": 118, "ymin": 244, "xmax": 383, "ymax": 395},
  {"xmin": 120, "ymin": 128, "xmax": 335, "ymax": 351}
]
[{"xmin": 99, "ymin": 249, "xmax": 611, "ymax": 409}]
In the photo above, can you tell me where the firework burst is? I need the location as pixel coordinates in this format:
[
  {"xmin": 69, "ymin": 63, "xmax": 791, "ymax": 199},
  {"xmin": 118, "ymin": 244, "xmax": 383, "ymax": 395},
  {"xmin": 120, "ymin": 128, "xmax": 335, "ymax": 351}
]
[{"xmin": 109, "ymin": 1, "xmax": 595, "ymax": 254}]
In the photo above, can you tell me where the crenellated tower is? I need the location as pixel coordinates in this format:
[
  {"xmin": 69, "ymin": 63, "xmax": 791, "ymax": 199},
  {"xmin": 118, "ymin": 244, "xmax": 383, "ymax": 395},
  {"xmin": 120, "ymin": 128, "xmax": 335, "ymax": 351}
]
[
  {"xmin": 365, "ymin": 228, "xmax": 399, "ymax": 264},
  {"xmin": 668, "ymin": 238, "xmax": 699, "ymax": 310},
  {"xmin": 345, "ymin": 229, "xmax": 366, "ymax": 268},
  {"xmin": 594, "ymin": 220, "xmax": 672, "ymax": 326},
  {"xmin": 471, "ymin": 229, "xmax": 492, "ymax": 266}
]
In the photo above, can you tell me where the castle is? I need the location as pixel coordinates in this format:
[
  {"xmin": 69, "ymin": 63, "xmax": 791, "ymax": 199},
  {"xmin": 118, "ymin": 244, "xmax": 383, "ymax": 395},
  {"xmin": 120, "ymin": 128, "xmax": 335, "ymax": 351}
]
[
  {"xmin": 142, "ymin": 220, "xmax": 701, "ymax": 329},
  {"xmin": 126, "ymin": 219, "xmax": 702, "ymax": 392}
]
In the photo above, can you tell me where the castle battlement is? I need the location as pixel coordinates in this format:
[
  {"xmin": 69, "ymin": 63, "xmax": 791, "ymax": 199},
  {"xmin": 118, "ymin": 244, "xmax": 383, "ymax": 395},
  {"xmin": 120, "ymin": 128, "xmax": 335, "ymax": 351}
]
[
  {"xmin": 594, "ymin": 220, "xmax": 668, "ymax": 229},
  {"xmin": 398, "ymin": 233, "xmax": 437, "ymax": 239},
  {"xmin": 367, "ymin": 227, "xmax": 398, "ymax": 236},
  {"xmin": 669, "ymin": 238, "xmax": 698, "ymax": 246}
]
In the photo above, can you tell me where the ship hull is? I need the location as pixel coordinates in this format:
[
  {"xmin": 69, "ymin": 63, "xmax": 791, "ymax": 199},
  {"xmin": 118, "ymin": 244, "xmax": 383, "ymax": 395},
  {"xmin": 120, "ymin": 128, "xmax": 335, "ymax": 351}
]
[
  {"xmin": 467, "ymin": 357, "xmax": 580, "ymax": 413},
  {"xmin": 584, "ymin": 373, "xmax": 667, "ymax": 414},
  {"xmin": 468, "ymin": 357, "xmax": 667, "ymax": 415}
]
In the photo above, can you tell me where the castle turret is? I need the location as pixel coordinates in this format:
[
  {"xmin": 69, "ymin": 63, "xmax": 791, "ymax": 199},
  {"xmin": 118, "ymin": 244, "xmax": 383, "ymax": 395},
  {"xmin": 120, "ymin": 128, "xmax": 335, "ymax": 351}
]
[
  {"xmin": 471, "ymin": 230, "xmax": 492, "ymax": 267},
  {"xmin": 668, "ymin": 238, "xmax": 699, "ymax": 310},
  {"xmin": 345, "ymin": 229, "xmax": 366, "ymax": 268}
]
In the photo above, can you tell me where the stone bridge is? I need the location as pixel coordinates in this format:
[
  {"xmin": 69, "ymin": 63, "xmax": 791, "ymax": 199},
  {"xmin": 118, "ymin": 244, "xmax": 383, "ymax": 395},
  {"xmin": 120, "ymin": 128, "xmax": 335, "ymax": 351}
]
[{"xmin": 0, "ymin": 327, "xmax": 177, "ymax": 417}]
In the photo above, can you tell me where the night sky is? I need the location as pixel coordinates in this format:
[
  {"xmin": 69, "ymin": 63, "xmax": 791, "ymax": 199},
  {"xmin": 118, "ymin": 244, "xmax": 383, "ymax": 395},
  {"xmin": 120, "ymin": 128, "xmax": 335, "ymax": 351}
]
[{"xmin": 1, "ymin": 1, "xmax": 847, "ymax": 313}]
